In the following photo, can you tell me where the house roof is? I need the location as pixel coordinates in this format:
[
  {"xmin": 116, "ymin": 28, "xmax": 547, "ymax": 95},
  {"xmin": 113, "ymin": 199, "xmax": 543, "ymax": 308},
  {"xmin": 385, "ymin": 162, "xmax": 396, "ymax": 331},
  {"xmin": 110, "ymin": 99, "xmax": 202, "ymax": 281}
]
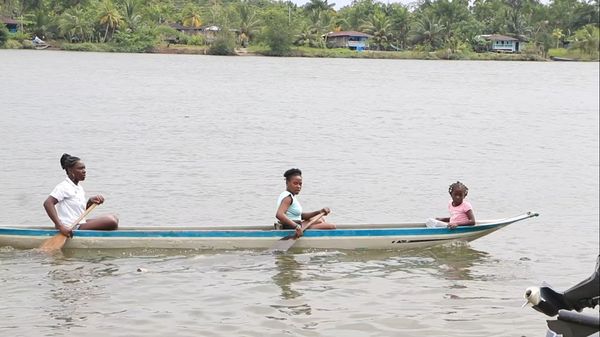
[
  {"xmin": 0, "ymin": 16, "xmax": 19, "ymax": 25},
  {"xmin": 326, "ymin": 31, "xmax": 372, "ymax": 38},
  {"xmin": 168, "ymin": 23, "xmax": 202, "ymax": 31},
  {"xmin": 480, "ymin": 34, "xmax": 519, "ymax": 41},
  {"xmin": 168, "ymin": 23, "xmax": 222, "ymax": 32}
]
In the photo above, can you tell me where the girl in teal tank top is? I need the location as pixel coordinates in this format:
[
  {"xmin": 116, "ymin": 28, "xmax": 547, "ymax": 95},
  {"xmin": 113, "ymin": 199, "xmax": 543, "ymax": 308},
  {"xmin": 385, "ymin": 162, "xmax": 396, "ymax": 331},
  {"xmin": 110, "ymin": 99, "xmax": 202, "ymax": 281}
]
[{"xmin": 275, "ymin": 168, "xmax": 336, "ymax": 237}]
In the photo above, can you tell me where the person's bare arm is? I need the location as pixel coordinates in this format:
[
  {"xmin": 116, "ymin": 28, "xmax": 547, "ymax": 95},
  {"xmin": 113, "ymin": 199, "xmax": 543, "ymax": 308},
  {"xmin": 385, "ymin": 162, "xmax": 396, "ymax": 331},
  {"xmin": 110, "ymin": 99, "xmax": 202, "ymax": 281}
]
[
  {"xmin": 448, "ymin": 210, "xmax": 476, "ymax": 229},
  {"xmin": 276, "ymin": 196, "xmax": 303, "ymax": 237},
  {"xmin": 302, "ymin": 207, "xmax": 330, "ymax": 220},
  {"xmin": 43, "ymin": 196, "xmax": 72, "ymax": 237}
]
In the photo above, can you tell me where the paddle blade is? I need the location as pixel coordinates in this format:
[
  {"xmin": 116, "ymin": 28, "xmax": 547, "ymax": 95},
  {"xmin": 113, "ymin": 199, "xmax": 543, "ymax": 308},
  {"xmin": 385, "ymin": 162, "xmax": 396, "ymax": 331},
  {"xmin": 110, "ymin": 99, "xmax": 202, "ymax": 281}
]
[
  {"xmin": 39, "ymin": 233, "xmax": 69, "ymax": 253},
  {"xmin": 38, "ymin": 203, "xmax": 98, "ymax": 253},
  {"xmin": 269, "ymin": 236, "xmax": 298, "ymax": 253}
]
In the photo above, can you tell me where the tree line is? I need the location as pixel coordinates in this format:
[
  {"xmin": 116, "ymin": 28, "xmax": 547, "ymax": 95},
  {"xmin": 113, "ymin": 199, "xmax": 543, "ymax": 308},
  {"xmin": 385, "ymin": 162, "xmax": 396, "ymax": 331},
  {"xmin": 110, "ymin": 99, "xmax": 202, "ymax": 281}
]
[{"xmin": 1, "ymin": 0, "xmax": 598, "ymax": 57}]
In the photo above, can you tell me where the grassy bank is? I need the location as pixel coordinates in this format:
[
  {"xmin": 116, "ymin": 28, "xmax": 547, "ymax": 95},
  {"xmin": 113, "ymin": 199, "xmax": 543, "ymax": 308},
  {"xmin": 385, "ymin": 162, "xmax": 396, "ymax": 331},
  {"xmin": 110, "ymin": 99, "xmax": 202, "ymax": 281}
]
[
  {"xmin": 0, "ymin": 40, "xmax": 558, "ymax": 61},
  {"xmin": 248, "ymin": 45, "xmax": 547, "ymax": 61},
  {"xmin": 548, "ymin": 48, "xmax": 599, "ymax": 61}
]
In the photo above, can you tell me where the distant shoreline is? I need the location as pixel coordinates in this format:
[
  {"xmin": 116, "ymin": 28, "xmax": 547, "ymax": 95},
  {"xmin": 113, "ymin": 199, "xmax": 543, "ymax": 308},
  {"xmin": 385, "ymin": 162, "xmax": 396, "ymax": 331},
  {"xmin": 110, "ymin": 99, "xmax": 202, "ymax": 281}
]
[{"xmin": 5, "ymin": 42, "xmax": 598, "ymax": 62}]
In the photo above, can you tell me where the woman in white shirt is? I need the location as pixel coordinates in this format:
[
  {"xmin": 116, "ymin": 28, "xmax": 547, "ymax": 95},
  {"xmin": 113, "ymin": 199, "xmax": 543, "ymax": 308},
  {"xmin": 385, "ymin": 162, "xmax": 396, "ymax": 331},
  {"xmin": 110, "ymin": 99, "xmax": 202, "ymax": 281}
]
[
  {"xmin": 43, "ymin": 153, "xmax": 118, "ymax": 238},
  {"xmin": 275, "ymin": 168, "xmax": 335, "ymax": 237}
]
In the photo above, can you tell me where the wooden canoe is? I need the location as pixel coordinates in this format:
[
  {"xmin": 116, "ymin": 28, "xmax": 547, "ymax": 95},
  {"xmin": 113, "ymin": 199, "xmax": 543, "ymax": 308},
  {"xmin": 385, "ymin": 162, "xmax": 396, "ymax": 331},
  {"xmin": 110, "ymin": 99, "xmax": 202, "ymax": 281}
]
[{"xmin": 0, "ymin": 212, "xmax": 538, "ymax": 250}]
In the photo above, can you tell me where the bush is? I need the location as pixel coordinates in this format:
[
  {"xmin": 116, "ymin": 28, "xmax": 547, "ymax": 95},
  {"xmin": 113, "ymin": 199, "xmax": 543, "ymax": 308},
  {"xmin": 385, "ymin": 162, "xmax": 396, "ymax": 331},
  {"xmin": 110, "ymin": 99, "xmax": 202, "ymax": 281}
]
[
  {"xmin": 186, "ymin": 34, "xmax": 205, "ymax": 46},
  {"xmin": 548, "ymin": 48, "xmax": 568, "ymax": 57},
  {"xmin": 260, "ymin": 8, "xmax": 295, "ymax": 56},
  {"xmin": 0, "ymin": 25, "xmax": 9, "ymax": 46},
  {"xmin": 11, "ymin": 31, "xmax": 31, "ymax": 42},
  {"xmin": 21, "ymin": 40, "xmax": 35, "ymax": 49},
  {"xmin": 207, "ymin": 31, "xmax": 236, "ymax": 55},
  {"xmin": 471, "ymin": 36, "xmax": 491, "ymax": 53},
  {"xmin": 112, "ymin": 28, "xmax": 159, "ymax": 53},
  {"xmin": 4, "ymin": 39, "xmax": 22, "ymax": 49},
  {"xmin": 61, "ymin": 42, "xmax": 110, "ymax": 52},
  {"xmin": 521, "ymin": 42, "xmax": 542, "ymax": 56}
]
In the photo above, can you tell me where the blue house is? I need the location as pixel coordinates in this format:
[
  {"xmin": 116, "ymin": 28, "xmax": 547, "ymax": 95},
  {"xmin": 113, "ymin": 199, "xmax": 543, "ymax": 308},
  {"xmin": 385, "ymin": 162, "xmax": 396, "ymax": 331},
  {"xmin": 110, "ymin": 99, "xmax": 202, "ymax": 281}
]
[
  {"xmin": 326, "ymin": 31, "xmax": 371, "ymax": 51},
  {"xmin": 479, "ymin": 34, "xmax": 521, "ymax": 53},
  {"xmin": 1, "ymin": 16, "xmax": 19, "ymax": 33}
]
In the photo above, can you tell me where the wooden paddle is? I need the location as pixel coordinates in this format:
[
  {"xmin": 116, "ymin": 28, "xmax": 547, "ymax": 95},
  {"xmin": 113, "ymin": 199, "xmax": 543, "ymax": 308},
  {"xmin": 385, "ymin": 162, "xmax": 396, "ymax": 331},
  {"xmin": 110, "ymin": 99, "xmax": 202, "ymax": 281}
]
[
  {"xmin": 39, "ymin": 203, "xmax": 98, "ymax": 253},
  {"xmin": 269, "ymin": 212, "xmax": 325, "ymax": 253}
]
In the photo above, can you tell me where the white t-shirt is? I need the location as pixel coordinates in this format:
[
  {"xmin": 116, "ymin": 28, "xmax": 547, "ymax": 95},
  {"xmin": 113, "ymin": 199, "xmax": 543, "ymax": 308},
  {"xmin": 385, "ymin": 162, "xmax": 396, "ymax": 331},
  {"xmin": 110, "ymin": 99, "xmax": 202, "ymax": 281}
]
[{"xmin": 50, "ymin": 177, "xmax": 87, "ymax": 226}]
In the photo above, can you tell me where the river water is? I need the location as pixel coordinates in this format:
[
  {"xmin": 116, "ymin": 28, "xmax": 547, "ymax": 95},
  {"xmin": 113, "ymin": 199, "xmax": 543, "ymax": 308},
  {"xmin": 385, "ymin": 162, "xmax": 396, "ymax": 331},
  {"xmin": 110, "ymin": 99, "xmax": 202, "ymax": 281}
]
[{"xmin": 0, "ymin": 50, "xmax": 598, "ymax": 336}]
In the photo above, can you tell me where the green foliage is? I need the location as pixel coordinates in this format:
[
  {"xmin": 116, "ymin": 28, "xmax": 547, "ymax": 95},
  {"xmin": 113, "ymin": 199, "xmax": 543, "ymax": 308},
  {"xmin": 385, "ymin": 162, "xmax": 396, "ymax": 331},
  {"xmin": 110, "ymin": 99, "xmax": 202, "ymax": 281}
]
[
  {"xmin": 112, "ymin": 27, "xmax": 159, "ymax": 52},
  {"xmin": 360, "ymin": 11, "xmax": 391, "ymax": 50},
  {"xmin": 237, "ymin": 2, "xmax": 261, "ymax": 42},
  {"xmin": 260, "ymin": 8, "xmax": 295, "ymax": 56},
  {"xmin": 181, "ymin": 4, "xmax": 203, "ymax": 28},
  {"xmin": 190, "ymin": 34, "xmax": 206, "ymax": 46},
  {"xmin": 547, "ymin": 47, "xmax": 596, "ymax": 60},
  {"xmin": 0, "ymin": 25, "xmax": 9, "ymax": 46},
  {"xmin": 58, "ymin": 6, "xmax": 96, "ymax": 42},
  {"xmin": 295, "ymin": 23, "xmax": 324, "ymax": 48},
  {"xmin": 410, "ymin": 14, "xmax": 445, "ymax": 50},
  {"xmin": 304, "ymin": 0, "xmax": 335, "ymax": 13},
  {"xmin": 444, "ymin": 36, "xmax": 470, "ymax": 53},
  {"xmin": 11, "ymin": 31, "xmax": 31, "ymax": 42},
  {"xmin": 61, "ymin": 42, "xmax": 114, "ymax": 52},
  {"xmin": 4, "ymin": 39, "xmax": 23, "ymax": 49},
  {"xmin": 548, "ymin": 47, "xmax": 569, "ymax": 57},
  {"xmin": 155, "ymin": 25, "xmax": 178, "ymax": 37},
  {"xmin": 207, "ymin": 31, "xmax": 236, "ymax": 55},
  {"xmin": 470, "ymin": 35, "xmax": 491, "ymax": 52},
  {"xmin": 571, "ymin": 24, "xmax": 599, "ymax": 58},
  {"xmin": 98, "ymin": 0, "xmax": 123, "ymax": 42},
  {"xmin": 2, "ymin": 0, "xmax": 596, "ymax": 59},
  {"xmin": 21, "ymin": 39, "xmax": 35, "ymax": 49}
]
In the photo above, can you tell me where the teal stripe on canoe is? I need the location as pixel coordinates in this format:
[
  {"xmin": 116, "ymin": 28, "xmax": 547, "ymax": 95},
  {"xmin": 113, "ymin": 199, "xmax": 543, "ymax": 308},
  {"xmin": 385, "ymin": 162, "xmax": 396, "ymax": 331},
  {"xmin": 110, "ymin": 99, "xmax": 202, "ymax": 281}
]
[{"xmin": 0, "ymin": 223, "xmax": 503, "ymax": 238}]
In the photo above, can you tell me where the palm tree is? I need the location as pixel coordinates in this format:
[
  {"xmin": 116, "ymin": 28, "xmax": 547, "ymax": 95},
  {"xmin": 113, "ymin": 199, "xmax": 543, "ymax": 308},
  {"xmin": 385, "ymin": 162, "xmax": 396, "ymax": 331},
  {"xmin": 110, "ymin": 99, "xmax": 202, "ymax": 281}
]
[
  {"xmin": 146, "ymin": 2, "xmax": 175, "ymax": 24},
  {"xmin": 552, "ymin": 27, "xmax": 564, "ymax": 48},
  {"xmin": 121, "ymin": 0, "xmax": 142, "ymax": 31},
  {"xmin": 30, "ymin": 9, "xmax": 51, "ymax": 38},
  {"xmin": 98, "ymin": 0, "xmax": 123, "ymax": 42},
  {"xmin": 572, "ymin": 24, "xmax": 599, "ymax": 57},
  {"xmin": 385, "ymin": 3, "xmax": 410, "ymax": 49},
  {"xmin": 59, "ymin": 6, "xmax": 96, "ymax": 42},
  {"xmin": 58, "ymin": 7, "xmax": 87, "ymax": 42},
  {"xmin": 182, "ymin": 4, "xmax": 203, "ymax": 28},
  {"xmin": 304, "ymin": 0, "xmax": 335, "ymax": 13},
  {"xmin": 309, "ymin": 8, "xmax": 334, "ymax": 34},
  {"xmin": 360, "ymin": 12, "xmax": 391, "ymax": 50},
  {"xmin": 410, "ymin": 14, "xmax": 446, "ymax": 49},
  {"xmin": 504, "ymin": 8, "xmax": 531, "ymax": 37},
  {"xmin": 295, "ymin": 23, "xmax": 320, "ymax": 47},
  {"xmin": 238, "ymin": 3, "xmax": 260, "ymax": 42}
]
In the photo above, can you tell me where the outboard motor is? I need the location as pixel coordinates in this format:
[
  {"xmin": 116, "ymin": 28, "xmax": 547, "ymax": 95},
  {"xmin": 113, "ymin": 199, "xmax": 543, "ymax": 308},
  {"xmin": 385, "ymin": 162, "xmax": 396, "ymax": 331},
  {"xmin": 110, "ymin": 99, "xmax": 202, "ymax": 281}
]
[{"xmin": 524, "ymin": 255, "xmax": 600, "ymax": 337}]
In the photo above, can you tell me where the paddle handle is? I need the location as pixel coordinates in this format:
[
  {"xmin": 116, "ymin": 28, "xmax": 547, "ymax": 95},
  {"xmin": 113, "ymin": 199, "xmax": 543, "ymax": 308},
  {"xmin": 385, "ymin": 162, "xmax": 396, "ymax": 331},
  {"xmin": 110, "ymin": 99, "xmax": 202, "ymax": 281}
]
[
  {"xmin": 66, "ymin": 203, "xmax": 98, "ymax": 230},
  {"xmin": 299, "ymin": 211, "xmax": 326, "ymax": 234}
]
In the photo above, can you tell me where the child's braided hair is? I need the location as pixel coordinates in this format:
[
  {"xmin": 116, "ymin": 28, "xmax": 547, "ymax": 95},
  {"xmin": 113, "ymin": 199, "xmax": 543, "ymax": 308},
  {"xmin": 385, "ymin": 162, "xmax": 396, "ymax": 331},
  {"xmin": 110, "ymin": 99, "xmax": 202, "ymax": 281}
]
[{"xmin": 448, "ymin": 181, "xmax": 468, "ymax": 196}]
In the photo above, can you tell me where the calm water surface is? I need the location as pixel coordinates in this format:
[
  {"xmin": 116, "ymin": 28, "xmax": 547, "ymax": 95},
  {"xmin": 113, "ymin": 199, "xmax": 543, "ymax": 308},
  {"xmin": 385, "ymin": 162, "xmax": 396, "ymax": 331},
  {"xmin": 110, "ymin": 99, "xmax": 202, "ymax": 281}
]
[{"xmin": 0, "ymin": 50, "xmax": 598, "ymax": 336}]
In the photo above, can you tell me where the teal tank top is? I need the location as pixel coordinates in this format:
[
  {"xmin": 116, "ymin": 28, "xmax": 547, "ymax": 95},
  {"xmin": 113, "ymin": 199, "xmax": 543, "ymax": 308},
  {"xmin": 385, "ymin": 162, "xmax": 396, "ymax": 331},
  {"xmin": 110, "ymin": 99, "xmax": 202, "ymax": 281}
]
[{"xmin": 277, "ymin": 191, "xmax": 302, "ymax": 221}]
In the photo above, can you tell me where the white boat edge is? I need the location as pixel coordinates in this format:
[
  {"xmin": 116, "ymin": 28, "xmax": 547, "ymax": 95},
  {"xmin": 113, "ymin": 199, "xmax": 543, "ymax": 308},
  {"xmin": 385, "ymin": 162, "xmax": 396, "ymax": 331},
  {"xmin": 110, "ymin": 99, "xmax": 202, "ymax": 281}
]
[{"xmin": 0, "ymin": 211, "xmax": 539, "ymax": 250}]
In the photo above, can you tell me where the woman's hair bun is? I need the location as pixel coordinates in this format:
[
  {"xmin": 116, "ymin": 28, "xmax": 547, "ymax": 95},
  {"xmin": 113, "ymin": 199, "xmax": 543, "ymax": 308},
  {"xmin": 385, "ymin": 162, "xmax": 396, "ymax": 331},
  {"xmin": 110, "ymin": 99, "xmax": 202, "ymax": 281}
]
[{"xmin": 60, "ymin": 153, "xmax": 80, "ymax": 170}]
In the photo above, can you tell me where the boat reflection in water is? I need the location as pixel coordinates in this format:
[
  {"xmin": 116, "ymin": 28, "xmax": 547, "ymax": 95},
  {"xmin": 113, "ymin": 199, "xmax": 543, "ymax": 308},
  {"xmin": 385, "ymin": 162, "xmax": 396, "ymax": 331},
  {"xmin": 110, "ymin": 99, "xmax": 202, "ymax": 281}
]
[{"xmin": 270, "ymin": 242, "xmax": 491, "ymax": 299}]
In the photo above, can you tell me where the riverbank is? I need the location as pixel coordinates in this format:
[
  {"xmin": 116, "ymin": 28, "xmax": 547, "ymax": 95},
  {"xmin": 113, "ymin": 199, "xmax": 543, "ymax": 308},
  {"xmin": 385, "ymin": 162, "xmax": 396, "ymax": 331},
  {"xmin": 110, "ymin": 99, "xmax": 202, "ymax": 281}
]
[{"xmin": 5, "ymin": 39, "xmax": 598, "ymax": 61}]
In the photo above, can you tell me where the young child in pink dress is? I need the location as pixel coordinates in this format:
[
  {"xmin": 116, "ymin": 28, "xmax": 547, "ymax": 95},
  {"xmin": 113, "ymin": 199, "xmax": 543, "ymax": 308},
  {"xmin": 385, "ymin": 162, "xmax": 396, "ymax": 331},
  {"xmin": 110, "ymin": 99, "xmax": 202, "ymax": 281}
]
[{"xmin": 427, "ymin": 181, "xmax": 476, "ymax": 229}]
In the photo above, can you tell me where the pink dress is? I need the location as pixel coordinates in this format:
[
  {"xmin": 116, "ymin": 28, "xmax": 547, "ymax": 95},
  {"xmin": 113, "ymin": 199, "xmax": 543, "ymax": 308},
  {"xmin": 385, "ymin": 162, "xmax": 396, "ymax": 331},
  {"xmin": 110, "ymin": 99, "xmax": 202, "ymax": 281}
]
[{"xmin": 448, "ymin": 200, "xmax": 473, "ymax": 224}]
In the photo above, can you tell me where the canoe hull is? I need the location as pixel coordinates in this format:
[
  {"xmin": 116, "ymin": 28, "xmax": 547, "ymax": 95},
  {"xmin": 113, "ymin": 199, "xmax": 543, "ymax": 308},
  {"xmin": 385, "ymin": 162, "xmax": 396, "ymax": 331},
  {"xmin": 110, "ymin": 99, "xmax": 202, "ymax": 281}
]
[{"xmin": 0, "ymin": 212, "xmax": 537, "ymax": 250}]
